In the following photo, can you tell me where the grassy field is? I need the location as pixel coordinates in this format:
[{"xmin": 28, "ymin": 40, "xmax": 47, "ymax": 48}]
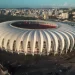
[
  {"xmin": 0, "ymin": 15, "xmax": 37, "ymax": 23},
  {"xmin": 0, "ymin": 50, "xmax": 75, "ymax": 75}
]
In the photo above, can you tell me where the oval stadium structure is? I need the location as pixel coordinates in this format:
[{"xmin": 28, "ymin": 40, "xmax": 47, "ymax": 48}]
[{"xmin": 0, "ymin": 20, "xmax": 75, "ymax": 55}]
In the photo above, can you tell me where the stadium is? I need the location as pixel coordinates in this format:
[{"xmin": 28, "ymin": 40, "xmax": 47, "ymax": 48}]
[{"xmin": 0, "ymin": 20, "xmax": 75, "ymax": 56}]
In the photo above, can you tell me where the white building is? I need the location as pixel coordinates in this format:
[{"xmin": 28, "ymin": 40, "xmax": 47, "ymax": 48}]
[
  {"xmin": 0, "ymin": 20, "xmax": 75, "ymax": 55},
  {"xmin": 61, "ymin": 12, "xmax": 69, "ymax": 19},
  {"xmin": 48, "ymin": 10, "xmax": 53, "ymax": 16}
]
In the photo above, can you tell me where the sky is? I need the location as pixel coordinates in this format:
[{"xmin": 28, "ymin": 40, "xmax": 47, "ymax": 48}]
[{"xmin": 0, "ymin": 0, "xmax": 75, "ymax": 8}]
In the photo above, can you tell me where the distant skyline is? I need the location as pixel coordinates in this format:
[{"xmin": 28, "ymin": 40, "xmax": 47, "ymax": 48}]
[{"xmin": 0, "ymin": 0, "xmax": 75, "ymax": 8}]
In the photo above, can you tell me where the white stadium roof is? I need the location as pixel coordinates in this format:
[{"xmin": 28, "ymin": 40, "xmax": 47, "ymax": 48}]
[{"xmin": 0, "ymin": 20, "xmax": 75, "ymax": 55}]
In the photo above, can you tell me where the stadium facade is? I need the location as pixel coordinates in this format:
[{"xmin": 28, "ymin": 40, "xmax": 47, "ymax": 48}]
[{"xmin": 0, "ymin": 20, "xmax": 75, "ymax": 55}]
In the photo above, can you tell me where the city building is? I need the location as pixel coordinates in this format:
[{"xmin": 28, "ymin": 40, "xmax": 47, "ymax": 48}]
[{"xmin": 58, "ymin": 12, "xmax": 69, "ymax": 19}]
